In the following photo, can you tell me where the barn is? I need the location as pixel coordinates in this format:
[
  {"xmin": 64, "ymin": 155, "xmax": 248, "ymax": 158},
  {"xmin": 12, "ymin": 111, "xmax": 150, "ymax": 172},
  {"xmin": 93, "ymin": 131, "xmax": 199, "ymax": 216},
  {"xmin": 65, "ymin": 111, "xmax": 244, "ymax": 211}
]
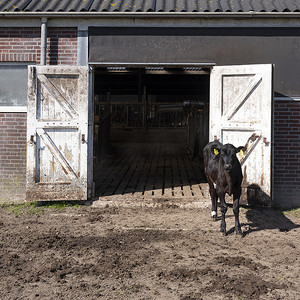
[{"xmin": 0, "ymin": 0, "xmax": 300, "ymax": 208}]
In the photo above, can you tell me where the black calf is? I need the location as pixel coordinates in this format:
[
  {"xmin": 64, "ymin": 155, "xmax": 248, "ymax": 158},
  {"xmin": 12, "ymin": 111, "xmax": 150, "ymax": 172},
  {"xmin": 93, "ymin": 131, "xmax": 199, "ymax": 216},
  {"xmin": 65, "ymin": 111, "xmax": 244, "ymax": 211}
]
[{"xmin": 203, "ymin": 141, "xmax": 245, "ymax": 235}]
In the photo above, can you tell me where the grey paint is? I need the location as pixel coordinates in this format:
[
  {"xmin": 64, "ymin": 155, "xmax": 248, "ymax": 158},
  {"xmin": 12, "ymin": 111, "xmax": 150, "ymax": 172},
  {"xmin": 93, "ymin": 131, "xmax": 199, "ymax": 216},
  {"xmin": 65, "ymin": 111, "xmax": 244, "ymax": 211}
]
[
  {"xmin": 77, "ymin": 28, "xmax": 89, "ymax": 66},
  {"xmin": 40, "ymin": 18, "xmax": 47, "ymax": 65},
  {"xmin": 0, "ymin": 64, "xmax": 29, "ymax": 106},
  {"xmin": 89, "ymin": 27, "xmax": 300, "ymax": 96}
]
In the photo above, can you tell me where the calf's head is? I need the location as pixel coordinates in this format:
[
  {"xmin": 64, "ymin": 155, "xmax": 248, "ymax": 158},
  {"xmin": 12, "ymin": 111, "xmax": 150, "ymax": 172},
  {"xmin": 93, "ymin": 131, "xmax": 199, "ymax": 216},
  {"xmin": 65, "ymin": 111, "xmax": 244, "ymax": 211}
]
[{"xmin": 214, "ymin": 143, "xmax": 245, "ymax": 171}]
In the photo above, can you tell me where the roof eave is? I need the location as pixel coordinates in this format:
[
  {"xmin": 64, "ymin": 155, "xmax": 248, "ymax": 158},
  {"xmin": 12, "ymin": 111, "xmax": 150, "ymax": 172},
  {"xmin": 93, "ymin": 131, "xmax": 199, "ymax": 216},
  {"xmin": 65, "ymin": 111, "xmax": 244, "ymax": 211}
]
[{"xmin": 1, "ymin": 11, "xmax": 300, "ymax": 18}]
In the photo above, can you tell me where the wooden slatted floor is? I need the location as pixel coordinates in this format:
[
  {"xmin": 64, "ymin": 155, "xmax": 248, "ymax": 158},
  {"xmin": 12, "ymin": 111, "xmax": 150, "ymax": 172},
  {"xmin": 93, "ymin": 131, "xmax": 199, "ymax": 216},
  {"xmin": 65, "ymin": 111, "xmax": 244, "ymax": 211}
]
[{"xmin": 94, "ymin": 143, "xmax": 207, "ymax": 201}]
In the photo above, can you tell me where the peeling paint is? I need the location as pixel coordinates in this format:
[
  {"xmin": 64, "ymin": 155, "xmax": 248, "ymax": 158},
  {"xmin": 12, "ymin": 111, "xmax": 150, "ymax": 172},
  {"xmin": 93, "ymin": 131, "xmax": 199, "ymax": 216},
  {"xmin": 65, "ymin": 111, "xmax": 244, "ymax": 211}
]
[
  {"xmin": 64, "ymin": 143, "xmax": 73, "ymax": 162},
  {"xmin": 241, "ymin": 165, "xmax": 270, "ymax": 206},
  {"xmin": 211, "ymin": 65, "xmax": 272, "ymax": 206},
  {"xmin": 50, "ymin": 158, "xmax": 55, "ymax": 175},
  {"xmin": 240, "ymin": 134, "xmax": 262, "ymax": 166},
  {"xmin": 26, "ymin": 66, "xmax": 89, "ymax": 201}
]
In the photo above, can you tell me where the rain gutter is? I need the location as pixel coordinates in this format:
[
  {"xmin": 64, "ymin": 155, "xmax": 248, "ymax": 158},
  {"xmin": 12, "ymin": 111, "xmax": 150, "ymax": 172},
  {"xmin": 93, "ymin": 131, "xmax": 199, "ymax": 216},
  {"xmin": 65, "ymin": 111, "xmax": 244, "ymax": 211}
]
[{"xmin": 1, "ymin": 12, "xmax": 300, "ymax": 18}]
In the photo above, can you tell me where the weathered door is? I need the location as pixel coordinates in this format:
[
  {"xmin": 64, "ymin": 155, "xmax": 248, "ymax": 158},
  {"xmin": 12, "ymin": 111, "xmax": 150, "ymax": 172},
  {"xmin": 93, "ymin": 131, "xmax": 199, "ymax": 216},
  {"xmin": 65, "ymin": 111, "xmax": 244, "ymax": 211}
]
[
  {"xmin": 210, "ymin": 64, "xmax": 273, "ymax": 205},
  {"xmin": 26, "ymin": 66, "xmax": 90, "ymax": 201}
]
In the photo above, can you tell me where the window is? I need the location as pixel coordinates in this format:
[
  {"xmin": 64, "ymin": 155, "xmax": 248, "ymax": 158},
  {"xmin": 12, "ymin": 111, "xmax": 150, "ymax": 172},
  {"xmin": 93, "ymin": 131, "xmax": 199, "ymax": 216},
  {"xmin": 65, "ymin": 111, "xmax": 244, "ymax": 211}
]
[{"xmin": 0, "ymin": 64, "xmax": 32, "ymax": 106}]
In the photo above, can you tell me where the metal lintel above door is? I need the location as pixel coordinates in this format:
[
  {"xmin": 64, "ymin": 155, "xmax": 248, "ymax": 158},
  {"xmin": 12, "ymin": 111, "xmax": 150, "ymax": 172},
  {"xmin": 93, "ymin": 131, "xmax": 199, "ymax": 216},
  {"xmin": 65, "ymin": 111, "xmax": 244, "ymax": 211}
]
[
  {"xmin": 91, "ymin": 63, "xmax": 215, "ymax": 75},
  {"xmin": 89, "ymin": 62, "xmax": 215, "ymax": 68}
]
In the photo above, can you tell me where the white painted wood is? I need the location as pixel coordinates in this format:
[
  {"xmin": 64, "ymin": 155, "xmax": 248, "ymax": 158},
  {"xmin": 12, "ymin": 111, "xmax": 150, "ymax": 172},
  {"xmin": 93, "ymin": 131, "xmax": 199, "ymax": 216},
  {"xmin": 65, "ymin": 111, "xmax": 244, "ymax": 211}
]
[
  {"xmin": 210, "ymin": 64, "xmax": 273, "ymax": 204},
  {"xmin": 26, "ymin": 66, "xmax": 89, "ymax": 201},
  {"xmin": 0, "ymin": 106, "xmax": 27, "ymax": 112}
]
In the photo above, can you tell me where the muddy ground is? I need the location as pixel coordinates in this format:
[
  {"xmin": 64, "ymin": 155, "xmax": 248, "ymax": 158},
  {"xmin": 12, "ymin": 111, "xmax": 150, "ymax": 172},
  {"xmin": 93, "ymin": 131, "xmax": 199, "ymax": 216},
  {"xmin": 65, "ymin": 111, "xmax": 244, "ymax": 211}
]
[{"xmin": 0, "ymin": 203, "xmax": 299, "ymax": 300}]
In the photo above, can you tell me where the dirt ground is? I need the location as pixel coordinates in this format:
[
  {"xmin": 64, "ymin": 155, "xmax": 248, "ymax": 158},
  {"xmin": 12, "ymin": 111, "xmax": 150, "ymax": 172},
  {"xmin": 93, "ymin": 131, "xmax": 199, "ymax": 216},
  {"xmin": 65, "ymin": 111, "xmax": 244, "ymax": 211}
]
[{"xmin": 0, "ymin": 203, "xmax": 299, "ymax": 300}]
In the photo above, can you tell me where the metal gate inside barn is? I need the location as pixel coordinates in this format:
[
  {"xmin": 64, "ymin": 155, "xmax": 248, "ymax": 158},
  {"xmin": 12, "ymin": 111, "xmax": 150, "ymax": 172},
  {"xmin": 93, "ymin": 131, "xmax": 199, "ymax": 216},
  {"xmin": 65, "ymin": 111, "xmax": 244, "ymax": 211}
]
[{"xmin": 26, "ymin": 64, "xmax": 273, "ymax": 205}]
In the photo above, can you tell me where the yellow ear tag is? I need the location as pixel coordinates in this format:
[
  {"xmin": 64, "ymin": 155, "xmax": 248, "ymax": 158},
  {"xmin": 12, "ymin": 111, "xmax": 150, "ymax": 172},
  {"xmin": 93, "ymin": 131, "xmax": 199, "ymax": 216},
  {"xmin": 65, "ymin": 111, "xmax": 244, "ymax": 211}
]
[
  {"xmin": 214, "ymin": 149, "xmax": 219, "ymax": 155},
  {"xmin": 239, "ymin": 149, "xmax": 244, "ymax": 157}
]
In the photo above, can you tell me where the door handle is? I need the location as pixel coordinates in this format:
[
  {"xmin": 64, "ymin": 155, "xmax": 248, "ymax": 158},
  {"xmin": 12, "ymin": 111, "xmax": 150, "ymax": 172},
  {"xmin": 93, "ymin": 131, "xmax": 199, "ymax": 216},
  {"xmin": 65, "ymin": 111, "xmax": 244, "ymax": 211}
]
[{"xmin": 81, "ymin": 134, "xmax": 85, "ymax": 144}]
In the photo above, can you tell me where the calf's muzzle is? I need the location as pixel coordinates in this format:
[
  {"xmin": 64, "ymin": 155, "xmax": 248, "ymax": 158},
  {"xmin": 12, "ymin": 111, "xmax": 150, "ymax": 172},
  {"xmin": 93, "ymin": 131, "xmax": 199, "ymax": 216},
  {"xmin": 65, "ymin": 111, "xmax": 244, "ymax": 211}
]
[{"xmin": 224, "ymin": 164, "xmax": 232, "ymax": 170}]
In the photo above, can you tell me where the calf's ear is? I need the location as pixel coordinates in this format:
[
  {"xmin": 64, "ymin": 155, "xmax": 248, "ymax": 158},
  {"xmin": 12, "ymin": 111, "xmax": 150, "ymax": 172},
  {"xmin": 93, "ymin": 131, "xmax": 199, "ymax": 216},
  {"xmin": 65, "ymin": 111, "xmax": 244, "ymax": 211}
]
[
  {"xmin": 212, "ymin": 147, "xmax": 220, "ymax": 155},
  {"xmin": 236, "ymin": 146, "xmax": 247, "ymax": 154}
]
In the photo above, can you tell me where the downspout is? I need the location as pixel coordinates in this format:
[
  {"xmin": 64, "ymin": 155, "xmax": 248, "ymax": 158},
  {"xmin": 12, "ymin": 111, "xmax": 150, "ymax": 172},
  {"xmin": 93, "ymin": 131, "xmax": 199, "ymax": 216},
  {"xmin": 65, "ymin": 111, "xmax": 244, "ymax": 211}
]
[
  {"xmin": 77, "ymin": 25, "xmax": 88, "ymax": 66},
  {"xmin": 40, "ymin": 17, "xmax": 47, "ymax": 65}
]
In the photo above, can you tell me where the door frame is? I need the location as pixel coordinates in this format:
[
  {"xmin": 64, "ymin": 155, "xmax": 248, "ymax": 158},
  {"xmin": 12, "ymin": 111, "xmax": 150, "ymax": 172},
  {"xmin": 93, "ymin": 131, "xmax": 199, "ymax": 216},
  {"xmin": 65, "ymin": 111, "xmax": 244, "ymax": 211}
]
[
  {"xmin": 89, "ymin": 62, "xmax": 274, "ymax": 205},
  {"xmin": 88, "ymin": 66, "xmax": 94, "ymax": 198}
]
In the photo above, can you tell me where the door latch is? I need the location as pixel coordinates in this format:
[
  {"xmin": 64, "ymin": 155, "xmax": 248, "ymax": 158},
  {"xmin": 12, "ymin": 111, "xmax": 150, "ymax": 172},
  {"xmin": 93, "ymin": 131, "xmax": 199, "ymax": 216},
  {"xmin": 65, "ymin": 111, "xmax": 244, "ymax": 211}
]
[
  {"xmin": 263, "ymin": 137, "xmax": 272, "ymax": 145},
  {"xmin": 28, "ymin": 135, "xmax": 35, "ymax": 145}
]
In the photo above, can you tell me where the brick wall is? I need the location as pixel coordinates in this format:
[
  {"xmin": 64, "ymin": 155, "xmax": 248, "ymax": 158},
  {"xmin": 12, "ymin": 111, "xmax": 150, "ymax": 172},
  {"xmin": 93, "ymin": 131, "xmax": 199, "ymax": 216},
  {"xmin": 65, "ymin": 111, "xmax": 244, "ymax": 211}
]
[
  {"xmin": 0, "ymin": 27, "xmax": 77, "ymax": 64},
  {"xmin": 47, "ymin": 27, "xmax": 77, "ymax": 65},
  {"xmin": 0, "ymin": 113, "xmax": 27, "ymax": 203},
  {"xmin": 0, "ymin": 27, "xmax": 40, "ymax": 62},
  {"xmin": 273, "ymin": 99, "xmax": 300, "ymax": 208}
]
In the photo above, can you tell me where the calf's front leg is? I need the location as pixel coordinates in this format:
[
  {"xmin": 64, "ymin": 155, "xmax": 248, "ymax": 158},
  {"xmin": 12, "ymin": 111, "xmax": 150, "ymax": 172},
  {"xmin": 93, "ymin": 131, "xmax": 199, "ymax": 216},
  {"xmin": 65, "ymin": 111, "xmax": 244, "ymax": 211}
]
[
  {"xmin": 233, "ymin": 188, "xmax": 242, "ymax": 235},
  {"xmin": 208, "ymin": 180, "xmax": 218, "ymax": 220},
  {"xmin": 217, "ymin": 188, "xmax": 227, "ymax": 235}
]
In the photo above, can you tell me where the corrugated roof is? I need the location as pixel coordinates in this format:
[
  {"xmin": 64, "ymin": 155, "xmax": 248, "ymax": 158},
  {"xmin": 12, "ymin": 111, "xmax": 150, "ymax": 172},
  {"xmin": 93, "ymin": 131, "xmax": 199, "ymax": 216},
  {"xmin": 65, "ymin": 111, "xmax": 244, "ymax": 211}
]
[{"xmin": 1, "ymin": 0, "xmax": 300, "ymax": 13}]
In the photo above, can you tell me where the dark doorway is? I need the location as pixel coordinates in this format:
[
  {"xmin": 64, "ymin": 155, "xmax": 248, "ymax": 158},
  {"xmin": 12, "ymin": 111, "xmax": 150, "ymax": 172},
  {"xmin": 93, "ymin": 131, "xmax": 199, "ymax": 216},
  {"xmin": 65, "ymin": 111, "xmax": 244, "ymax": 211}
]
[{"xmin": 93, "ymin": 67, "xmax": 210, "ymax": 199}]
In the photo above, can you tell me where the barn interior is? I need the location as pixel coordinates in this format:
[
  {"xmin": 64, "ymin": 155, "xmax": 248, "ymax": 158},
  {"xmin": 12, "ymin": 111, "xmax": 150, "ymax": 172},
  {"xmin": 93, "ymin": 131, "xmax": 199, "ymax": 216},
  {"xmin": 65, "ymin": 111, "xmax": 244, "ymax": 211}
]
[{"xmin": 93, "ymin": 67, "xmax": 210, "ymax": 200}]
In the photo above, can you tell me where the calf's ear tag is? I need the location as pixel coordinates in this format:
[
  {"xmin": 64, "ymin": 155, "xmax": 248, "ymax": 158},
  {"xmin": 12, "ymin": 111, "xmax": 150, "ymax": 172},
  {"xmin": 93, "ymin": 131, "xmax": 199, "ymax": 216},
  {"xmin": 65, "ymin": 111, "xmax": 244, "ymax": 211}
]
[
  {"xmin": 214, "ymin": 149, "xmax": 219, "ymax": 155},
  {"xmin": 239, "ymin": 149, "xmax": 244, "ymax": 157}
]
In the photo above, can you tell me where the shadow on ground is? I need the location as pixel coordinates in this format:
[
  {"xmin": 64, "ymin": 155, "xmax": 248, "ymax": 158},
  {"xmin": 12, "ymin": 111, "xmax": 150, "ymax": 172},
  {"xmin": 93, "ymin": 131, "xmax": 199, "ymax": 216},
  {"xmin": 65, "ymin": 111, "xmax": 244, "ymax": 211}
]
[{"xmin": 242, "ymin": 207, "xmax": 300, "ymax": 236}]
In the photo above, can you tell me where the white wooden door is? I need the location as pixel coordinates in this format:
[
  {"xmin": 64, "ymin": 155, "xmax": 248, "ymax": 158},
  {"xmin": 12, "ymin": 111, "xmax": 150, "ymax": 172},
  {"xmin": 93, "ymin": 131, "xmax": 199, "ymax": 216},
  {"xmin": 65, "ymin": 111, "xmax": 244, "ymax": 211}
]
[
  {"xmin": 26, "ymin": 66, "xmax": 90, "ymax": 201},
  {"xmin": 210, "ymin": 64, "xmax": 273, "ymax": 205}
]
